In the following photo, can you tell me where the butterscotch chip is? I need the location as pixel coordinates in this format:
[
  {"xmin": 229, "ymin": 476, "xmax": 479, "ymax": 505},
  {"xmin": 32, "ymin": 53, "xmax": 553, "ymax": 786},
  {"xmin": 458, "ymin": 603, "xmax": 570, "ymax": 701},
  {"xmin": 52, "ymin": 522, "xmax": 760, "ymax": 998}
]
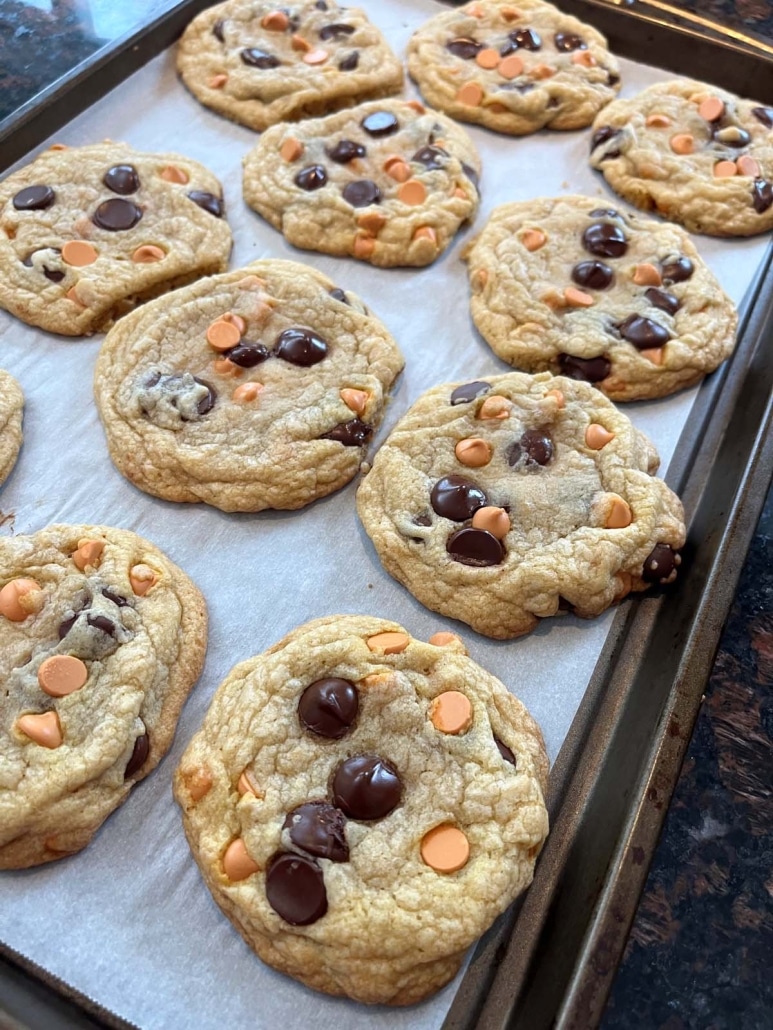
[
  {"xmin": 237, "ymin": 770, "xmax": 261, "ymax": 796},
  {"xmin": 456, "ymin": 82, "xmax": 484, "ymax": 107},
  {"xmin": 645, "ymin": 113, "xmax": 671, "ymax": 127},
  {"xmin": 736, "ymin": 155, "xmax": 761, "ymax": 177},
  {"xmin": 564, "ymin": 287, "xmax": 593, "ymax": 307},
  {"xmin": 160, "ymin": 164, "xmax": 189, "ymax": 184},
  {"xmin": 606, "ymin": 496, "xmax": 633, "ymax": 528},
  {"xmin": 208, "ymin": 73, "xmax": 228, "ymax": 89},
  {"xmin": 222, "ymin": 838, "xmax": 260, "ymax": 881},
  {"xmin": 430, "ymin": 691, "xmax": 473, "ymax": 734},
  {"xmin": 521, "ymin": 228, "xmax": 546, "ymax": 251},
  {"xmin": 340, "ymin": 388, "xmax": 368, "ymax": 415},
  {"xmin": 428, "ymin": 631, "xmax": 463, "ymax": 647},
  {"xmin": 585, "ymin": 423, "xmax": 615, "ymax": 449},
  {"xmin": 366, "ymin": 631, "xmax": 409, "ymax": 654},
  {"xmin": 187, "ymin": 766, "xmax": 214, "ymax": 801},
  {"xmin": 477, "ymin": 395, "xmax": 511, "ymax": 420},
  {"xmin": 279, "ymin": 138, "xmax": 304, "ymax": 163},
  {"xmin": 232, "ymin": 382, "xmax": 263, "ymax": 403},
  {"xmin": 17, "ymin": 712, "xmax": 62, "ymax": 750},
  {"xmin": 129, "ymin": 564, "xmax": 158, "ymax": 596},
  {"xmin": 531, "ymin": 64, "xmax": 555, "ymax": 80},
  {"xmin": 471, "ymin": 505, "xmax": 511, "ymax": 538},
  {"xmin": 206, "ymin": 319, "xmax": 241, "ymax": 351},
  {"xmin": 61, "ymin": 240, "xmax": 98, "ymax": 266},
  {"xmin": 421, "ymin": 824, "xmax": 470, "ymax": 872},
  {"xmin": 0, "ymin": 578, "xmax": 41, "ymax": 622},
  {"xmin": 261, "ymin": 9, "xmax": 289, "ymax": 30},
  {"xmin": 353, "ymin": 234, "xmax": 375, "ymax": 258},
  {"xmin": 571, "ymin": 51, "xmax": 596, "ymax": 67},
  {"xmin": 713, "ymin": 160, "xmax": 737, "ymax": 178},
  {"xmin": 476, "ymin": 48, "xmax": 500, "ymax": 70},
  {"xmin": 632, "ymin": 263, "xmax": 662, "ymax": 286},
  {"xmin": 498, "ymin": 54, "xmax": 524, "ymax": 80},
  {"xmin": 38, "ymin": 655, "xmax": 88, "ymax": 697},
  {"xmin": 397, "ymin": 180, "xmax": 427, "ymax": 206},
  {"xmin": 73, "ymin": 539, "xmax": 104, "ymax": 571},
  {"xmin": 698, "ymin": 96, "xmax": 724, "ymax": 121},
  {"xmin": 455, "ymin": 437, "xmax": 492, "ymax": 467}
]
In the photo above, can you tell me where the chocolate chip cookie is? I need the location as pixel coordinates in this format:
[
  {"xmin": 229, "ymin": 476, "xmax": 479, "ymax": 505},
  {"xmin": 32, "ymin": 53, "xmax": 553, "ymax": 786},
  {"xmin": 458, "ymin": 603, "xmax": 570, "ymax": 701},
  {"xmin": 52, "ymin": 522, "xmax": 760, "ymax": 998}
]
[
  {"xmin": 356, "ymin": 372, "xmax": 685, "ymax": 639},
  {"xmin": 177, "ymin": 0, "xmax": 404, "ymax": 132},
  {"xmin": 0, "ymin": 370, "xmax": 23, "ymax": 486},
  {"xmin": 0, "ymin": 524, "xmax": 206, "ymax": 869},
  {"xmin": 174, "ymin": 614, "xmax": 548, "ymax": 1004},
  {"xmin": 94, "ymin": 260, "xmax": 404, "ymax": 511},
  {"xmin": 463, "ymin": 195, "xmax": 737, "ymax": 401},
  {"xmin": 590, "ymin": 79, "xmax": 773, "ymax": 236},
  {"xmin": 242, "ymin": 99, "xmax": 481, "ymax": 267},
  {"xmin": 407, "ymin": 0, "xmax": 620, "ymax": 136},
  {"xmin": 0, "ymin": 142, "xmax": 232, "ymax": 336}
]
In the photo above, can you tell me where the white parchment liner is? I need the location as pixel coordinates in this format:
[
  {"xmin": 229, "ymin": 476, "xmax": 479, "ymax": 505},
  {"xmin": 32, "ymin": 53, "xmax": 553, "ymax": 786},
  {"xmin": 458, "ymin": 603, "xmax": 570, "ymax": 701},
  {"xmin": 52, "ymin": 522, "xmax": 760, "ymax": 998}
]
[{"xmin": 0, "ymin": 1, "xmax": 770, "ymax": 1026}]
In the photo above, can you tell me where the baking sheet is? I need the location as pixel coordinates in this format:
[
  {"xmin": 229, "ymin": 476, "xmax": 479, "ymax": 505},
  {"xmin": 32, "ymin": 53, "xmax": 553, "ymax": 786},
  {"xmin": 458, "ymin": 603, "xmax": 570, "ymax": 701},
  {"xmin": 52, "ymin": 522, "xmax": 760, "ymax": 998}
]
[{"xmin": 0, "ymin": 1, "xmax": 770, "ymax": 1026}]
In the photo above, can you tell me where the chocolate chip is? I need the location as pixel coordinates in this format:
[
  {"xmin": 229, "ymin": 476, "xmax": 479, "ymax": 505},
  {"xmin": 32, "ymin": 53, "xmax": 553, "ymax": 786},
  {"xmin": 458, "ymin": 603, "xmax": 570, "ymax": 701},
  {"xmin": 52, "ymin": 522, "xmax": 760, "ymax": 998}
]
[
  {"xmin": 284, "ymin": 802, "xmax": 349, "ymax": 861},
  {"xmin": 58, "ymin": 613, "xmax": 77, "ymax": 639},
  {"xmin": 338, "ymin": 51, "xmax": 359, "ymax": 71},
  {"xmin": 92, "ymin": 198, "xmax": 142, "ymax": 232},
  {"xmin": 195, "ymin": 379, "xmax": 217, "ymax": 415},
  {"xmin": 413, "ymin": 512, "xmax": 432, "ymax": 526},
  {"xmin": 499, "ymin": 82, "xmax": 535, "ymax": 94},
  {"xmin": 294, "ymin": 165, "xmax": 328, "ymax": 191},
  {"xmin": 266, "ymin": 852, "xmax": 327, "ymax": 925},
  {"xmin": 342, "ymin": 180, "xmax": 381, "ymax": 207},
  {"xmin": 102, "ymin": 588, "xmax": 129, "ymax": 606},
  {"xmin": 275, "ymin": 327, "xmax": 328, "ymax": 366},
  {"xmin": 642, "ymin": 543, "xmax": 678, "ymax": 582},
  {"xmin": 298, "ymin": 677, "xmax": 358, "ymax": 738},
  {"xmin": 241, "ymin": 47, "xmax": 280, "ymax": 68},
  {"xmin": 712, "ymin": 125, "xmax": 750, "ymax": 147},
  {"xmin": 571, "ymin": 260, "xmax": 614, "ymax": 290},
  {"xmin": 554, "ymin": 31, "xmax": 585, "ymax": 51},
  {"xmin": 461, "ymin": 162, "xmax": 480, "ymax": 191},
  {"xmin": 589, "ymin": 208, "xmax": 619, "ymax": 218},
  {"xmin": 607, "ymin": 72, "xmax": 620, "ymax": 86},
  {"xmin": 447, "ymin": 528, "xmax": 504, "ymax": 566},
  {"xmin": 412, "ymin": 145, "xmax": 448, "ymax": 170},
  {"xmin": 226, "ymin": 344, "xmax": 270, "ymax": 367},
  {"xmin": 752, "ymin": 179, "xmax": 773, "ymax": 214},
  {"xmin": 558, "ymin": 353, "xmax": 611, "ymax": 383},
  {"xmin": 43, "ymin": 268, "xmax": 65, "ymax": 283},
  {"xmin": 322, "ymin": 419, "xmax": 372, "ymax": 446},
  {"xmin": 503, "ymin": 27, "xmax": 542, "ymax": 51},
  {"xmin": 332, "ymin": 755, "xmax": 402, "ymax": 820},
  {"xmin": 329, "ymin": 287, "xmax": 349, "ymax": 304},
  {"xmin": 103, "ymin": 164, "xmax": 140, "ymax": 195},
  {"xmin": 24, "ymin": 249, "xmax": 65, "ymax": 283},
  {"xmin": 660, "ymin": 256, "xmax": 693, "ymax": 283},
  {"xmin": 507, "ymin": 428, "xmax": 553, "ymax": 467},
  {"xmin": 327, "ymin": 140, "xmax": 366, "ymax": 163},
  {"xmin": 645, "ymin": 287, "xmax": 680, "ymax": 315},
  {"xmin": 446, "ymin": 37, "xmax": 482, "ymax": 60},
  {"xmin": 187, "ymin": 191, "xmax": 224, "ymax": 217},
  {"xmin": 582, "ymin": 222, "xmax": 627, "ymax": 258},
  {"xmin": 430, "ymin": 475, "xmax": 488, "ymax": 520},
  {"xmin": 319, "ymin": 23, "xmax": 355, "ymax": 39},
  {"xmin": 618, "ymin": 314, "xmax": 670, "ymax": 349},
  {"xmin": 87, "ymin": 614, "xmax": 115, "ymax": 637},
  {"xmin": 315, "ymin": 0, "xmax": 328, "ymax": 8},
  {"xmin": 12, "ymin": 185, "xmax": 55, "ymax": 211},
  {"xmin": 361, "ymin": 111, "xmax": 399, "ymax": 137},
  {"xmin": 212, "ymin": 19, "xmax": 225, "ymax": 42},
  {"xmin": 124, "ymin": 729, "xmax": 149, "ymax": 779},
  {"xmin": 590, "ymin": 126, "xmax": 621, "ymax": 157},
  {"xmin": 752, "ymin": 106, "xmax": 773, "ymax": 129},
  {"xmin": 450, "ymin": 380, "xmax": 490, "ymax": 405},
  {"xmin": 494, "ymin": 736, "xmax": 516, "ymax": 766},
  {"xmin": 558, "ymin": 595, "xmax": 573, "ymax": 611}
]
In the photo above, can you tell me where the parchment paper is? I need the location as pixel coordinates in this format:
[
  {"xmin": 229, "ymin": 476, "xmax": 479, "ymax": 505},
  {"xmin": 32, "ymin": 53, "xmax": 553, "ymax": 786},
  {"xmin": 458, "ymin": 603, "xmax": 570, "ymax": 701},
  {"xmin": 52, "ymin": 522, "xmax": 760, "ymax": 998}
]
[{"xmin": 0, "ymin": 1, "xmax": 770, "ymax": 1027}]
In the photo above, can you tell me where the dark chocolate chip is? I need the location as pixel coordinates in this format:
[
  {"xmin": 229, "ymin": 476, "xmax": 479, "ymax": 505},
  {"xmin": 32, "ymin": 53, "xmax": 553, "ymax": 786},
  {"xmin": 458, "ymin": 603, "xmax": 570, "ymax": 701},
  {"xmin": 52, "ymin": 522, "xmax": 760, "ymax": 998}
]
[
  {"xmin": 450, "ymin": 380, "xmax": 490, "ymax": 405},
  {"xmin": 92, "ymin": 198, "xmax": 142, "ymax": 231},
  {"xmin": 447, "ymin": 527, "xmax": 504, "ymax": 566},
  {"xmin": 187, "ymin": 190, "xmax": 224, "ymax": 217},
  {"xmin": 642, "ymin": 543, "xmax": 678, "ymax": 582},
  {"xmin": 103, "ymin": 164, "xmax": 140, "ymax": 195},
  {"xmin": 430, "ymin": 475, "xmax": 488, "ymax": 520},
  {"xmin": 752, "ymin": 106, "xmax": 773, "ymax": 129},
  {"xmin": 284, "ymin": 802, "xmax": 349, "ymax": 861},
  {"xmin": 498, "ymin": 82, "xmax": 535, "ymax": 94},
  {"xmin": 590, "ymin": 126, "xmax": 620, "ymax": 153},
  {"xmin": 494, "ymin": 736, "xmax": 516, "ymax": 766},
  {"xmin": 508, "ymin": 27, "xmax": 542, "ymax": 49},
  {"xmin": 752, "ymin": 178, "xmax": 773, "ymax": 214},
  {"xmin": 87, "ymin": 614, "xmax": 115, "ymax": 637},
  {"xmin": 338, "ymin": 51, "xmax": 359, "ymax": 71},
  {"xmin": 329, "ymin": 287, "xmax": 349, "ymax": 304},
  {"xmin": 342, "ymin": 179, "xmax": 381, "ymax": 207},
  {"xmin": 58, "ymin": 613, "xmax": 77, "ymax": 639},
  {"xmin": 298, "ymin": 678, "xmax": 358, "ymax": 738},
  {"xmin": 645, "ymin": 287, "xmax": 680, "ymax": 315},
  {"xmin": 226, "ymin": 344, "xmax": 270, "ymax": 367},
  {"xmin": 607, "ymin": 72, "xmax": 620, "ymax": 86},
  {"xmin": 140, "ymin": 372, "xmax": 215, "ymax": 417},
  {"xmin": 327, "ymin": 140, "xmax": 366, "ymax": 164},
  {"xmin": 44, "ymin": 268, "xmax": 65, "ymax": 283},
  {"xmin": 461, "ymin": 162, "xmax": 480, "ymax": 190},
  {"xmin": 321, "ymin": 419, "xmax": 372, "ymax": 446},
  {"xmin": 507, "ymin": 428, "xmax": 553, "ymax": 467},
  {"xmin": 413, "ymin": 512, "xmax": 432, "ymax": 527},
  {"xmin": 712, "ymin": 125, "xmax": 751, "ymax": 147},
  {"xmin": 582, "ymin": 222, "xmax": 627, "ymax": 258},
  {"xmin": 412, "ymin": 145, "xmax": 448, "ymax": 170},
  {"xmin": 571, "ymin": 260, "xmax": 614, "ymax": 290},
  {"xmin": 13, "ymin": 185, "xmax": 55, "ymax": 211},
  {"xmin": 660, "ymin": 256, "xmax": 693, "ymax": 283},
  {"xmin": 212, "ymin": 18, "xmax": 225, "ymax": 42},
  {"xmin": 589, "ymin": 208, "xmax": 620, "ymax": 218},
  {"xmin": 554, "ymin": 31, "xmax": 586, "ymax": 51},
  {"xmin": 294, "ymin": 164, "xmax": 328, "ymax": 191},
  {"xmin": 315, "ymin": 0, "xmax": 328, "ymax": 9},
  {"xmin": 241, "ymin": 47, "xmax": 280, "ymax": 68},
  {"xmin": 558, "ymin": 595, "xmax": 573, "ymax": 611},
  {"xmin": 319, "ymin": 23, "xmax": 355, "ymax": 39},
  {"xmin": 102, "ymin": 588, "xmax": 129, "ymax": 606},
  {"xmin": 446, "ymin": 37, "xmax": 482, "ymax": 60},
  {"xmin": 618, "ymin": 314, "xmax": 670, "ymax": 350},
  {"xmin": 275, "ymin": 327, "xmax": 328, "ymax": 366},
  {"xmin": 558, "ymin": 353, "xmax": 611, "ymax": 383},
  {"xmin": 332, "ymin": 755, "xmax": 402, "ymax": 820},
  {"xmin": 266, "ymin": 852, "xmax": 327, "ymax": 925},
  {"xmin": 124, "ymin": 729, "xmax": 149, "ymax": 779},
  {"xmin": 361, "ymin": 111, "xmax": 399, "ymax": 137}
]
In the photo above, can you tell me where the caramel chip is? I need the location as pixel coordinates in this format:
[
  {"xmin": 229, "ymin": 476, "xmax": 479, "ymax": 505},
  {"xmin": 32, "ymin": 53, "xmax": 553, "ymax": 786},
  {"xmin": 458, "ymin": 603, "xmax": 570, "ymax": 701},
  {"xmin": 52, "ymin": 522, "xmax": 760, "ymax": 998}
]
[
  {"xmin": 38, "ymin": 655, "xmax": 88, "ymax": 698},
  {"xmin": 585, "ymin": 423, "xmax": 615, "ymax": 449},
  {"xmin": 398, "ymin": 180, "xmax": 427, "ymax": 206},
  {"xmin": 632, "ymin": 263, "xmax": 662, "ymax": 286},
  {"xmin": 0, "ymin": 578, "xmax": 43, "ymax": 622},
  {"xmin": 222, "ymin": 838, "xmax": 260, "ymax": 881},
  {"xmin": 280, "ymin": 137, "xmax": 304, "ymax": 162},
  {"xmin": 340, "ymin": 388, "xmax": 369, "ymax": 415},
  {"xmin": 160, "ymin": 165, "xmax": 189, "ymax": 184},
  {"xmin": 476, "ymin": 48, "xmax": 501, "ymax": 70},
  {"xmin": 670, "ymin": 133, "xmax": 694, "ymax": 155},
  {"xmin": 472, "ymin": 506, "xmax": 510, "ymax": 539},
  {"xmin": 455, "ymin": 438, "xmax": 492, "ymax": 467},
  {"xmin": 73, "ymin": 538, "xmax": 104, "ymax": 571},
  {"xmin": 456, "ymin": 82, "xmax": 484, "ymax": 106},
  {"xmin": 17, "ymin": 711, "xmax": 62, "ymax": 749},
  {"xmin": 62, "ymin": 240, "xmax": 98, "ymax": 267},
  {"xmin": 232, "ymin": 382, "xmax": 263, "ymax": 403},
  {"xmin": 430, "ymin": 691, "xmax": 473, "ymax": 735},
  {"xmin": 606, "ymin": 497, "xmax": 633, "ymax": 529},
  {"xmin": 521, "ymin": 228, "xmax": 546, "ymax": 251},
  {"xmin": 421, "ymin": 825, "xmax": 470, "ymax": 873},
  {"xmin": 366, "ymin": 631, "xmax": 409, "ymax": 654},
  {"xmin": 206, "ymin": 319, "xmax": 241, "ymax": 351},
  {"xmin": 132, "ymin": 245, "xmax": 165, "ymax": 264},
  {"xmin": 498, "ymin": 54, "xmax": 524, "ymax": 80},
  {"xmin": 477, "ymin": 395, "xmax": 511, "ymax": 420},
  {"xmin": 698, "ymin": 96, "xmax": 724, "ymax": 122},
  {"xmin": 130, "ymin": 563, "xmax": 157, "ymax": 596}
]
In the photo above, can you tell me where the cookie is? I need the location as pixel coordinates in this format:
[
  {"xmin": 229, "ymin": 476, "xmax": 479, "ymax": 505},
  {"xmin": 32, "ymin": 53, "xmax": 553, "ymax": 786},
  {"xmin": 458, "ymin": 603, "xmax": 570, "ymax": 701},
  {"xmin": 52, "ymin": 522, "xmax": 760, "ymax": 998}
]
[
  {"xmin": 406, "ymin": 0, "xmax": 620, "ymax": 136},
  {"xmin": 0, "ymin": 524, "xmax": 206, "ymax": 869},
  {"xmin": 356, "ymin": 372, "xmax": 686, "ymax": 639},
  {"xmin": 242, "ymin": 99, "xmax": 482, "ymax": 267},
  {"xmin": 463, "ymin": 195, "xmax": 738, "ymax": 401},
  {"xmin": 174, "ymin": 614, "xmax": 548, "ymax": 1005},
  {"xmin": 0, "ymin": 370, "xmax": 23, "ymax": 485},
  {"xmin": 589, "ymin": 79, "xmax": 773, "ymax": 236},
  {"xmin": 94, "ymin": 260, "xmax": 404, "ymax": 512},
  {"xmin": 0, "ymin": 142, "xmax": 232, "ymax": 336},
  {"xmin": 177, "ymin": 0, "xmax": 404, "ymax": 132}
]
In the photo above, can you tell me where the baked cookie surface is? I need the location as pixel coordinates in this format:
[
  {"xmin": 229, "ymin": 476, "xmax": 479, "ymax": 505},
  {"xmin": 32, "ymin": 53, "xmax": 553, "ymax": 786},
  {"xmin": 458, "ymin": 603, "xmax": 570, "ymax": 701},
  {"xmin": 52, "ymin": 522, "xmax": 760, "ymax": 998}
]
[
  {"xmin": 174, "ymin": 614, "xmax": 548, "ymax": 1005},
  {"xmin": 94, "ymin": 260, "xmax": 404, "ymax": 512},
  {"xmin": 0, "ymin": 523, "xmax": 206, "ymax": 869},
  {"xmin": 242, "ymin": 99, "xmax": 481, "ymax": 267},
  {"xmin": 589, "ymin": 80, "xmax": 773, "ymax": 236},
  {"xmin": 464, "ymin": 195, "xmax": 737, "ymax": 401},
  {"xmin": 0, "ymin": 371, "xmax": 23, "ymax": 485},
  {"xmin": 177, "ymin": 0, "xmax": 404, "ymax": 131},
  {"xmin": 407, "ymin": 0, "xmax": 620, "ymax": 136},
  {"xmin": 0, "ymin": 142, "xmax": 232, "ymax": 336},
  {"xmin": 357, "ymin": 372, "xmax": 686, "ymax": 639}
]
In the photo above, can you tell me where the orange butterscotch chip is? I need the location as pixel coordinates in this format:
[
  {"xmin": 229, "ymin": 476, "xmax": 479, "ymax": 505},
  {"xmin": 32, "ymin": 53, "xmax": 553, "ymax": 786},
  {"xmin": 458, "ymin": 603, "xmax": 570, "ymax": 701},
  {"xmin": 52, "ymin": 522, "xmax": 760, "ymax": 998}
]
[
  {"xmin": 214, "ymin": 358, "xmax": 240, "ymax": 377},
  {"xmin": 206, "ymin": 319, "xmax": 241, "ymax": 351},
  {"xmin": 186, "ymin": 766, "xmax": 214, "ymax": 801},
  {"xmin": 428, "ymin": 631, "xmax": 462, "ymax": 647},
  {"xmin": 38, "ymin": 655, "xmax": 88, "ymax": 698},
  {"xmin": 521, "ymin": 228, "xmax": 546, "ymax": 251},
  {"xmin": 160, "ymin": 164, "xmax": 189, "ymax": 184},
  {"xmin": 467, "ymin": 1, "xmax": 484, "ymax": 15},
  {"xmin": 132, "ymin": 245, "xmax": 165, "ymax": 264},
  {"xmin": 430, "ymin": 691, "xmax": 473, "ymax": 735},
  {"xmin": 478, "ymin": 395, "xmax": 511, "ymax": 420},
  {"xmin": 698, "ymin": 96, "xmax": 724, "ymax": 122},
  {"xmin": 66, "ymin": 285, "xmax": 86, "ymax": 307},
  {"xmin": 208, "ymin": 74, "xmax": 228, "ymax": 89},
  {"xmin": 571, "ymin": 50, "xmax": 596, "ymax": 67},
  {"xmin": 130, "ymin": 563, "xmax": 157, "ymax": 596},
  {"xmin": 545, "ymin": 388, "xmax": 565, "ymax": 408},
  {"xmin": 366, "ymin": 631, "xmax": 409, "ymax": 655},
  {"xmin": 456, "ymin": 82, "xmax": 484, "ymax": 106},
  {"xmin": 455, "ymin": 438, "xmax": 492, "ymax": 467},
  {"xmin": 645, "ymin": 113, "xmax": 671, "ymax": 128},
  {"xmin": 17, "ymin": 712, "xmax": 62, "ymax": 749},
  {"xmin": 713, "ymin": 160, "xmax": 737, "ymax": 178},
  {"xmin": 357, "ymin": 211, "xmax": 386, "ymax": 233},
  {"xmin": 0, "ymin": 578, "xmax": 42, "ymax": 622},
  {"xmin": 531, "ymin": 64, "xmax": 555, "ymax": 79},
  {"xmin": 670, "ymin": 133, "xmax": 695, "ymax": 155},
  {"xmin": 353, "ymin": 234, "xmax": 375, "ymax": 258},
  {"xmin": 303, "ymin": 48, "xmax": 328, "ymax": 64},
  {"xmin": 632, "ymin": 263, "xmax": 662, "ymax": 286},
  {"xmin": 585, "ymin": 423, "xmax": 615, "ymax": 449},
  {"xmin": 472, "ymin": 506, "xmax": 510, "ymax": 539},
  {"xmin": 606, "ymin": 497, "xmax": 633, "ymax": 529},
  {"xmin": 501, "ymin": 6, "xmax": 523, "ymax": 20},
  {"xmin": 640, "ymin": 347, "xmax": 664, "ymax": 365},
  {"xmin": 385, "ymin": 159, "xmax": 411, "ymax": 183},
  {"xmin": 476, "ymin": 48, "xmax": 501, "ymax": 69},
  {"xmin": 737, "ymin": 155, "xmax": 761, "ymax": 177},
  {"xmin": 498, "ymin": 54, "xmax": 524, "ymax": 79},
  {"xmin": 62, "ymin": 240, "xmax": 97, "ymax": 266},
  {"xmin": 453, "ymin": 186, "xmax": 468, "ymax": 199},
  {"xmin": 73, "ymin": 539, "xmax": 104, "ymax": 571},
  {"xmin": 222, "ymin": 312, "xmax": 247, "ymax": 335},
  {"xmin": 361, "ymin": 672, "xmax": 394, "ymax": 688},
  {"xmin": 340, "ymin": 388, "xmax": 369, "ymax": 415},
  {"xmin": 238, "ymin": 275, "xmax": 265, "ymax": 291},
  {"xmin": 49, "ymin": 143, "xmax": 68, "ymax": 151},
  {"xmin": 232, "ymin": 382, "xmax": 263, "ymax": 403},
  {"xmin": 261, "ymin": 9, "xmax": 289, "ymax": 29},
  {"xmin": 406, "ymin": 100, "xmax": 426, "ymax": 114},
  {"xmin": 222, "ymin": 839, "xmax": 260, "ymax": 881},
  {"xmin": 413, "ymin": 226, "xmax": 438, "ymax": 245},
  {"xmin": 421, "ymin": 824, "xmax": 470, "ymax": 873},
  {"xmin": 291, "ymin": 33, "xmax": 311, "ymax": 51},
  {"xmin": 564, "ymin": 287, "xmax": 594, "ymax": 308},
  {"xmin": 280, "ymin": 137, "xmax": 304, "ymax": 162},
  {"xmin": 238, "ymin": 770, "xmax": 262, "ymax": 797},
  {"xmin": 398, "ymin": 180, "xmax": 427, "ymax": 206}
]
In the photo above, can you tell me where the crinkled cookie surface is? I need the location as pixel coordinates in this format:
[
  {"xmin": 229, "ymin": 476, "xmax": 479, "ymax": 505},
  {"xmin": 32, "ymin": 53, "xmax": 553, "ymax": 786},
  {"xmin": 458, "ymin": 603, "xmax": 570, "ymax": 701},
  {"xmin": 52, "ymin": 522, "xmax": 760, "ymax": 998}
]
[
  {"xmin": 590, "ymin": 79, "xmax": 773, "ymax": 236},
  {"xmin": 177, "ymin": 0, "xmax": 404, "ymax": 131},
  {"xmin": 0, "ymin": 524, "xmax": 206, "ymax": 869},
  {"xmin": 407, "ymin": 0, "xmax": 620, "ymax": 136},
  {"xmin": 94, "ymin": 260, "xmax": 404, "ymax": 512},
  {"xmin": 0, "ymin": 370, "xmax": 23, "ymax": 485},
  {"xmin": 243, "ymin": 99, "xmax": 482, "ymax": 267},
  {"xmin": 357, "ymin": 372, "xmax": 686, "ymax": 639},
  {"xmin": 175, "ymin": 614, "xmax": 548, "ymax": 1005},
  {"xmin": 464, "ymin": 195, "xmax": 737, "ymax": 401}
]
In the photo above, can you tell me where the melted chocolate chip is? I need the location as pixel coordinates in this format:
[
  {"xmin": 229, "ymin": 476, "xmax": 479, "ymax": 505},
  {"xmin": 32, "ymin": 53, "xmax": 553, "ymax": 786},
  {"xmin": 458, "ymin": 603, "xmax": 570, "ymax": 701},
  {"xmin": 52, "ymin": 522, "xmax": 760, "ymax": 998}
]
[
  {"xmin": 450, "ymin": 380, "xmax": 490, "ymax": 405},
  {"xmin": 590, "ymin": 126, "xmax": 621, "ymax": 157},
  {"xmin": 712, "ymin": 125, "xmax": 751, "ymax": 148},
  {"xmin": 322, "ymin": 419, "xmax": 372, "ymax": 446},
  {"xmin": 507, "ymin": 428, "xmax": 553, "ymax": 467},
  {"xmin": 241, "ymin": 47, "xmax": 280, "ymax": 68},
  {"xmin": 361, "ymin": 111, "xmax": 399, "ymax": 137},
  {"xmin": 558, "ymin": 353, "xmax": 611, "ymax": 383},
  {"xmin": 582, "ymin": 222, "xmax": 627, "ymax": 258},
  {"xmin": 607, "ymin": 72, "xmax": 620, "ymax": 86},
  {"xmin": 13, "ymin": 185, "xmax": 55, "ymax": 211},
  {"xmin": 284, "ymin": 802, "xmax": 349, "ymax": 861},
  {"xmin": 618, "ymin": 314, "xmax": 670, "ymax": 349},
  {"xmin": 447, "ymin": 528, "xmax": 504, "ymax": 566},
  {"xmin": 315, "ymin": 0, "xmax": 328, "ymax": 8},
  {"xmin": 58, "ymin": 613, "xmax": 77, "ymax": 639},
  {"xmin": 298, "ymin": 678, "xmax": 358, "ymax": 738},
  {"xmin": 102, "ymin": 588, "xmax": 129, "ymax": 606},
  {"xmin": 294, "ymin": 164, "xmax": 328, "ymax": 191},
  {"xmin": 43, "ymin": 268, "xmax": 65, "ymax": 283},
  {"xmin": 319, "ymin": 22, "xmax": 355, "ymax": 39},
  {"xmin": 642, "ymin": 543, "xmax": 678, "ymax": 583},
  {"xmin": 266, "ymin": 852, "xmax": 327, "ymax": 925},
  {"xmin": 413, "ymin": 512, "xmax": 432, "ymax": 527},
  {"xmin": 92, "ymin": 198, "xmax": 142, "ymax": 232},
  {"xmin": 645, "ymin": 287, "xmax": 680, "ymax": 316},
  {"xmin": 226, "ymin": 344, "xmax": 270, "ymax": 367},
  {"xmin": 495, "ymin": 736, "xmax": 516, "ymax": 766},
  {"xmin": 124, "ymin": 729, "xmax": 149, "ymax": 779},
  {"xmin": 571, "ymin": 260, "xmax": 614, "ymax": 290},
  {"xmin": 327, "ymin": 140, "xmax": 366, "ymax": 164},
  {"xmin": 342, "ymin": 180, "xmax": 381, "ymax": 207},
  {"xmin": 212, "ymin": 18, "xmax": 225, "ymax": 42},
  {"xmin": 275, "ymin": 327, "xmax": 327, "ymax": 366},
  {"xmin": 430, "ymin": 475, "xmax": 488, "ymax": 520},
  {"xmin": 338, "ymin": 51, "xmax": 359, "ymax": 71},
  {"xmin": 187, "ymin": 191, "xmax": 224, "ymax": 217},
  {"xmin": 87, "ymin": 614, "xmax": 115, "ymax": 637},
  {"xmin": 752, "ymin": 106, "xmax": 773, "ymax": 129},
  {"xmin": 554, "ymin": 31, "xmax": 586, "ymax": 51},
  {"xmin": 195, "ymin": 379, "xmax": 217, "ymax": 415},
  {"xmin": 446, "ymin": 37, "xmax": 482, "ymax": 60},
  {"xmin": 752, "ymin": 179, "xmax": 773, "ymax": 214},
  {"xmin": 660, "ymin": 256, "xmax": 693, "ymax": 284},
  {"xmin": 103, "ymin": 164, "xmax": 140, "ymax": 195},
  {"xmin": 506, "ymin": 27, "xmax": 542, "ymax": 50},
  {"xmin": 589, "ymin": 208, "xmax": 620, "ymax": 218},
  {"xmin": 329, "ymin": 287, "xmax": 349, "ymax": 304},
  {"xmin": 461, "ymin": 162, "xmax": 480, "ymax": 190},
  {"xmin": 412, "ymin": 145, "xmax": 448, "ymax": 170},
  {"xmin": 332, "ymin": 755, "xmax": 402, "ymax": 820}
]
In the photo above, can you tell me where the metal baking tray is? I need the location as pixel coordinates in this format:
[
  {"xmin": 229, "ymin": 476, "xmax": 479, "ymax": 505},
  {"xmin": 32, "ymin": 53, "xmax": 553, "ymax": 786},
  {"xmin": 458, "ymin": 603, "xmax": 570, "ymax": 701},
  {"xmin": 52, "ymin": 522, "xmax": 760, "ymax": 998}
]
[{"xmin": 0, "ymin": 2, "xmax": 771, "ymax": 1027}]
